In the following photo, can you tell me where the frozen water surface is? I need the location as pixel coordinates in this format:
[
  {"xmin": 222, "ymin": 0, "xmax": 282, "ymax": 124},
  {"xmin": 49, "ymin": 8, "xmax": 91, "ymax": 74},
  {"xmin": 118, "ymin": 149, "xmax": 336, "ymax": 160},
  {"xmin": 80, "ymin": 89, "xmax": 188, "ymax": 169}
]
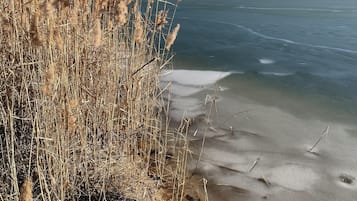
[{"xmin": 163, "ymin": 69, "xmax": 357, "ymax": 201}]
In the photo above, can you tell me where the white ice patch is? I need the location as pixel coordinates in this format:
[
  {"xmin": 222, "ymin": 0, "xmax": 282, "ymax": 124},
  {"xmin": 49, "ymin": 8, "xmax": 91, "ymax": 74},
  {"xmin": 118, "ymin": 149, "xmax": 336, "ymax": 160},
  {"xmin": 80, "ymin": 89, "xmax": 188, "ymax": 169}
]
[
  {"xmin": 161, "ymin": 70, "xmax": 231, "ymax": 120},
  {"xmin": 161, "ymin": 70, "xmax": 231, "ymax": 86},
  {"xmin": 170, "ymin": 97, "xmax": 202, "ymax": 111},
  {"xmin": 167, "ymin": 83, "xmax": 203, "ymax": 97},
  {"xmin": 169, "ymin": 109, "xmax": 204, "ymax": 120},
  {"xmin": 169, "ymin": 97, "xmax": 204, "ymax": 120},
  {"xmin": 267, "ymin": 164, "xmax": 319, "ymax": 191},
  {"xmin": 202, "ymin": 147, "xmax": 250, "ymax": 165},
  {"xmin": 259, "ymin": 58, "xmax": 275, "ymax": 64}
]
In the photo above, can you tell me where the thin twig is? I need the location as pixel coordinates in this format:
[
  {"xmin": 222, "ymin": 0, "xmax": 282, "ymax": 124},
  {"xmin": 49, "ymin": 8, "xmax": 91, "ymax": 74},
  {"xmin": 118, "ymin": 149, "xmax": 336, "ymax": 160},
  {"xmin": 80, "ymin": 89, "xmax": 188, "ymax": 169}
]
[
  {"xmin": 308, "ymin": 125, "xmax": 330, "ymax": 153},
  {"xmin": 132, "ymin": 57, "xmax": 156, "ymax": 76},
  {"xmin": 248, "ymin": 156, "xmax": 260, "ymax": 172},
  {"xmin": 158, "ymin": 0, "xmax": 178, "ymax": 7},
  {"xmin": 159, "ymin": 54, "xmax": 175, "ymax": 70}
]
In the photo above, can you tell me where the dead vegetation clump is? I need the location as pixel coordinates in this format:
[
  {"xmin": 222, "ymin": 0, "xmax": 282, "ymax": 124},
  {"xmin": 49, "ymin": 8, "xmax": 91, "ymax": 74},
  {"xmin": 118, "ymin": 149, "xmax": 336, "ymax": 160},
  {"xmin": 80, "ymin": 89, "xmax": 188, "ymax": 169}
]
[{"xmin": 0, "ymin": 0, "xmax": 203, "ymax": 200}]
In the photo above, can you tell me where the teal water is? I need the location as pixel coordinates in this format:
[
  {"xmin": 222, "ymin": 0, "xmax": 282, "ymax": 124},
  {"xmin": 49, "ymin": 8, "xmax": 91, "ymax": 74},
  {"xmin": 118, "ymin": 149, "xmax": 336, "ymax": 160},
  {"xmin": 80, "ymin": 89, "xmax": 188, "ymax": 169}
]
[{"xmin": 174, "ymin": 0, "xmax": 357, "ymax": 123}]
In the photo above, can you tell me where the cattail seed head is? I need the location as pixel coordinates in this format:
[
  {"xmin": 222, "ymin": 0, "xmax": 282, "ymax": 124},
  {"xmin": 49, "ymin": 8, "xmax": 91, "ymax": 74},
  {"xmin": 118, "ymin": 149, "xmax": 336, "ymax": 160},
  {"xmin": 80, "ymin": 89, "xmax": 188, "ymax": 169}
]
[
  {"xmin": 54, "ymin": 30, "xmax": 63, "ymax": 50},
  {"xmin": 67, "ymin": 99, "xmax": 78, "ymax": 132},
  {"xmin": 1, "ymin": 16, "xmax": 12, "ymax": 33},
  {"xmin": 165, "ymin": 24, "xmax": 180, "ymax": 50},
  {"xmin": 117, "ymin": 0, "xmax": 128, "ymax": 26},
  {"xmin": 30, "ymin": 10, "xmax": 42, "ymax": 46},
  {"xmin": 134, "ymin": 15, "xmax": 144, "ymax": 43},
  {"xmin": 41, "ymin": 0, "xmax": 55, "ymax": 17},
  {"xmin": 108, "ymin": 19, "xmax": 113, "ymax": 30},
  {"xmin": 156, "ymin": 10, "xmax": 168, "ymax": 31},
  {"xmin": 42, "ymin": 64, "xmax": 55, "ymax": 96},
  {"xmin": 41, "ymin": 85, "xmax": 50, "ymax": 96},
  {"xmin": 46, "ymin": 64, "xmax": 55, "ymax": 85},
  {"xmin": 70, "ymin": 99, "xmax": 79, "ymax": 108},
  {"xmin": 71, "ymin": 2, "xmax": 79, "ymax": 26},
  {"xmin": 67, "ymin": 107, "xmax": 76, "ymax": 132},
  {"xmin": 21, "ymin": 8, "xmax": 30, "ymax": 31},
  {"xmin": 19, "ymin": 177, "xmax": 33, "ymax": 201},
  {"xmin": 93, "ymin": 18, "xmax": 102, "ymax": 47}
]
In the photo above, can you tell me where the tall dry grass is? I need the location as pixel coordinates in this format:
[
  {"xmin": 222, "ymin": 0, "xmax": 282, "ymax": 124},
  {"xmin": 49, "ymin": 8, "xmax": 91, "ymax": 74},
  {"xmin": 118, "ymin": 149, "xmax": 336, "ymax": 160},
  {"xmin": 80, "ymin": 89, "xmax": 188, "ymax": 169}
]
[{"xmin": 0, "ymin": 0, "xmax": 192, "ymax": 200}]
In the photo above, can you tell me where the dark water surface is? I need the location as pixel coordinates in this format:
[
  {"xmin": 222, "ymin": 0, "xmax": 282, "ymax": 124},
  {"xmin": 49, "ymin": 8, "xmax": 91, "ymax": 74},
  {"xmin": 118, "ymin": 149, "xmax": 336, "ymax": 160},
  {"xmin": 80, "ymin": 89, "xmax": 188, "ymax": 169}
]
[{"xmin": 174, "ymin": 0, "xmax": 357, "ymax": 123}]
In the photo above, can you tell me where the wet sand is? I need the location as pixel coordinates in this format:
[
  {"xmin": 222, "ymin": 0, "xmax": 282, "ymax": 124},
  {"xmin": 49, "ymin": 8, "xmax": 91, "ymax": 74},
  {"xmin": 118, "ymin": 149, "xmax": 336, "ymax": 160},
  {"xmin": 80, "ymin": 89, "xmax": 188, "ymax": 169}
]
[{"xmin": 161, "ymin": 69, "xmax": 357, "ymax": 201}]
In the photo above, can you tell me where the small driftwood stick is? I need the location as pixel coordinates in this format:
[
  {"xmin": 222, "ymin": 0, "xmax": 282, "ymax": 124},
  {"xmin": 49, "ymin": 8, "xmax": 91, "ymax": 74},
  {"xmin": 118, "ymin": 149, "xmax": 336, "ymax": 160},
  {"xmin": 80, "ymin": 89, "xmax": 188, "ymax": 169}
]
[{"xmin": 308, "ymin": 125, "xmax": 330, "ymax": 153}]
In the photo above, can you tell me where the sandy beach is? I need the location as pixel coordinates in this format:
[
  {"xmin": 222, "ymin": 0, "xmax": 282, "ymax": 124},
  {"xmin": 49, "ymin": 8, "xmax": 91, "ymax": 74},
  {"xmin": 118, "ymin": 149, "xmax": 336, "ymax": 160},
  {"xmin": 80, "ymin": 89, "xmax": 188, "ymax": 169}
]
[{"xmin": 162, "ymin": 69, "xmax": 357, "ymax": 201}]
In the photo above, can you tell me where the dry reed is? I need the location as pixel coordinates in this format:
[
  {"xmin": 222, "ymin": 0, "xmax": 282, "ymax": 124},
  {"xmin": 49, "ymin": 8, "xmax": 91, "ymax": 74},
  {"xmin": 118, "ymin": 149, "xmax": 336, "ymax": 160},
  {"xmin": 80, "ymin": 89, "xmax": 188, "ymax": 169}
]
[{"xmin": 0, "ymin": 0, "xmax": 194, "ymax": 200}]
